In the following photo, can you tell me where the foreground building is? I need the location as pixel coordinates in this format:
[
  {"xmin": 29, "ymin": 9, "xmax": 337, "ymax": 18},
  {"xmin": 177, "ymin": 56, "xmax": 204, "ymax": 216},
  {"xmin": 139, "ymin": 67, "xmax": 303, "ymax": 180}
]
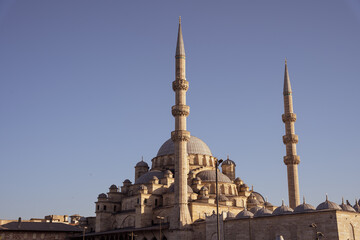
[{"xmin": 75, "ymin": 19, "xmax": 360, "ymax": 240}]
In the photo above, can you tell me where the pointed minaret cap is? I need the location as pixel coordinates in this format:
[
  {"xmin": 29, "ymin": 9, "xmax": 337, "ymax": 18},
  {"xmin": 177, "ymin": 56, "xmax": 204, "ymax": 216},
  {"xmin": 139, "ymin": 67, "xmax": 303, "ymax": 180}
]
[
  {"xmin": 283, "ymin": 58, "xmax": 292, "ymax": 95},
  {"xmin": 176, "ymin": 16, "xmax": 185, "ymax": 56}
]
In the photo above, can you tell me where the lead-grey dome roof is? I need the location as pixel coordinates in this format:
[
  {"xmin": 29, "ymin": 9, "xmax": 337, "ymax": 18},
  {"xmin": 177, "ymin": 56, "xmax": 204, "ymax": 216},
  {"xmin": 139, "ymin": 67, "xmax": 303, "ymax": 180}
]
[
  {"xmin": 316, "ymin": 196, "xmax": 341, "ymax": 211},
  {"xmin": 196, "ymin": 170, "xmax": 232, "ymax": 183},
  {"xmin": 157, "ymin": 136, "xmax": 212, "ymax": 157},
  {"xmin": 135, "ymin": 170, "xmax": 164, "ymax": 184},
  {"xmin": 236, "ymin": 209, "xmax": 254, "ymax": 219}
]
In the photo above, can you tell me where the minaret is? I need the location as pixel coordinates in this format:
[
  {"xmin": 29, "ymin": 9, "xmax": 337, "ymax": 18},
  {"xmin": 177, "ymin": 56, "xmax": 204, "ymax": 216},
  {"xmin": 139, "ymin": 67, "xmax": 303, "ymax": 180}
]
[
  {"xmin": 282, "ymin": 59, "xmax": 300, "ymax": 209},
  {"xmin": 170, "ymin": 17, "xmax": 192, "ymax": 229}
]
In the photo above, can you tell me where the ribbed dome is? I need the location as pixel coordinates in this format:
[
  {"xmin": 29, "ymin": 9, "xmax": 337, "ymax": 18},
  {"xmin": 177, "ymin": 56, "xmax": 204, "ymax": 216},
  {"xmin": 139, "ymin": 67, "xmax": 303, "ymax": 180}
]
[
  {"xmin": 157, "ymin": 136, "xmax": 212, "ymax": 157},
  {"xmin": 222, "ymin": 157, "xmax": 236, "ymax": 166},
  {"xmin": 236, "ymin": 209, "xmax": 254, "ymax": 218},
  {"xmin": 254, "ymin": 207, "xmax": 273, "ymax": 217},
  {"xmin": 109, "ymin": 184, "xmax": 117, "ymax": 189},
  {"xmin": 273, "ymin": 201, "xmax": 294, "ymax": 215},
  {"xmin": 316, "ymin": 196, "xmax": 341, "ymax": 211},
  {"xmin": 196, "ymin": 170, "xmax": 232, "ymax": 183},
  {"xmin": 135, "ymin": 170, "xmax": 164, "ymax": 184}
]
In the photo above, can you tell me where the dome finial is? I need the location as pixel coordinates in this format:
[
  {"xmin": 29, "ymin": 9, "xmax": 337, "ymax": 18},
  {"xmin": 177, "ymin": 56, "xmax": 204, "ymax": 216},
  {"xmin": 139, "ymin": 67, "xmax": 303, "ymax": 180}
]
[
  {"xmin": 141, "ymin": 156, "xmax": 144, "ymax": 162},
  {"xmin": 342, "ymin": 197, "xmax": 344, "ymax": 205},
  {"xmin": 251, "ymin": 185, "xmax": 254, "ymax": 192},
  {"xmin": 303, "ymin": 196, "xmax": 306, "ymax": 204},
  {"xmin": 326, "ymin": 193, "xmax": 328, "ymax": 201},
  {"xmin": 179, "ymin": 16, "xmax": 181, "ymax": 24},
  {"xmin": 227, "ymin": 155, "xmax": 229, "ymax": 160},
  {"xmin": 282, "ymin": 199, "xmax": 285, "ymax": 206}
]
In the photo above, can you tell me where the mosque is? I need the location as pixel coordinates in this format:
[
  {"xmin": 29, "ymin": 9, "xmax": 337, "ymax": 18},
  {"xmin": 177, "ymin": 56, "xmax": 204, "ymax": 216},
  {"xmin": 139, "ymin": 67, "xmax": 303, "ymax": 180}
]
[{"xmin": 77, "ymin": 19, "xmax": 360, "ymax": 240}]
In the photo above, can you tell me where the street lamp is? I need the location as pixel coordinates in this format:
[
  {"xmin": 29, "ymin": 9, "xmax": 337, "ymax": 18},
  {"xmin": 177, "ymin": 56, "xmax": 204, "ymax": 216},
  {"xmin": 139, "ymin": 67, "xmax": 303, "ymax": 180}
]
[
  {"xmin": 156, "ymin": 216, "xmax": 165, "ymax": 240},
  {"xmin": 215, "ymin": 159, "xmax": 223, "ymax": 240}
]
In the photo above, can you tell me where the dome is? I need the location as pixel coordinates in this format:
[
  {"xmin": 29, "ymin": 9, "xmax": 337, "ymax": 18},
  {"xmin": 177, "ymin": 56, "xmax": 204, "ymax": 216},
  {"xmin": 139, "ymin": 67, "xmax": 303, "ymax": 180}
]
[
  {"xmin": 340, "ymin": 203, "xmax": 356, "ymax": 212},
  {"xmin": 294, "ymin": 202, "xmax": 316, "ymax": 213},
  {"xmin": 353, "ymin": 201, "xmax": 360, "ymax": 212},
  {"xmin": 264, "ymin": 201, "xmax": 274, "ymax": 208},
  {"xmin": 200, "ymin": 186, "xmax": 208, "ymax": 191},
  {"xmin": 252, "ymin": 191, "xmax": 265, "ymax": 204},
  {"xmin": 236, "ymin": 209, "xmax": 254, "ymax": 218},
  {"xmin": 135, "ymin": 170, "xmax": 164, "ymax": 184},
  {"xmin": 222, "ymin": 157, "xmax": 236, "ymax": 167},
  {"xmin": 196, "ymin": 170, "xmax": 232, "ymax": 183},
  {"xmin": 167, "ymin": 183, "xmax": 193, "ymax": 193},
  {"xmin": 109, "ymin": 184, "xmax": 118, "ymax": 189},
  {"xmin": 254, "ymin": 207, "xmax": 273, "ymax": 217},
  {"xmin": 157, "ymin": 136, "xmax": 212, "ymax": 157},
  {"xmin": 316, "ymin": 196, "xmax": 341, "ymax": 211},
  {"xmin": 135, "ymin": 160, "xmax": 149, "ymax": 168},
  {"xmin": 226, "ymin": 211, "xmax": 236, "ymax": 219},
  {"xmin": 98, "ymin": 193, "xmax": 107, "ymax": 199},
  {"xmin": 249, "ymin": 206, "xmax": 262, "ymax": 214},
  {"xmin": 123, "ymin": 179, "xmax": 131, "ymax": 183},
  {"xmin": 273, "ymin": 201, "xmax": 294, "ymax": 215}
]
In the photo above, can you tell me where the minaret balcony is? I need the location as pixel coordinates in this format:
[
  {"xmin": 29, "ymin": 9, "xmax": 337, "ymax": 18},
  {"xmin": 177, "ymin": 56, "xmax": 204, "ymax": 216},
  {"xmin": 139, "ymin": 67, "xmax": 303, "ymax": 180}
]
[
  {"xmin": 171, "ymin": 130, "xmax": 190, "ymax": 142},
  {"xmin": 282, "ymin": 134, "xmax": 299, "ymax": 144},
  {"xmin": 172, "ymin": 105, "xmax": 190, "ymax": 117},
  {"xmin": 283, "ymin": 155, "xmax": 300, "ymax": 165},
  {"xmin": 172, "ymin": 79, "xmax": 189, "ymax": 91},
  {"xmin": 282, "ymin": 113, "xmax": 297, "ymax": 123}
]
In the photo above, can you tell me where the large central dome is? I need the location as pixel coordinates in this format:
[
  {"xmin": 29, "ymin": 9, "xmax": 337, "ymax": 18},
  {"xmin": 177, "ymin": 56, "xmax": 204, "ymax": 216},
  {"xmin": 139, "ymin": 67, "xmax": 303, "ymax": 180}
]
[{"xmin": 156, "ymin": 136, "xmax": 212, "ymax": 157}]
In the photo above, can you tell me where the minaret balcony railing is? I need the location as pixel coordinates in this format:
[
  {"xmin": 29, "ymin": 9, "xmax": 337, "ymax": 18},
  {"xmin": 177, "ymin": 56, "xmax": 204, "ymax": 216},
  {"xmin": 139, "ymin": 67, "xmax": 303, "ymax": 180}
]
[
  {"xmin": 282, "ymin": 113, "xmax": 297, "ymax": 123},
  {"xmin": 172, "ymin": 105, "xmax": 190, "ymax": 117},
  {"xmin": 282, "ymin": 134, "xmax": 299, "ymax": 144},
  {"xmin": 172, "ymin": 79, "xmax": 189, "ymax": 91},
  {"xmin": 283, "ymin": 155, "xmax": 300, "ymax": 165},
  {"xmin": 171, "ymin": 130, "xmax": 190, "ymax": 142}
]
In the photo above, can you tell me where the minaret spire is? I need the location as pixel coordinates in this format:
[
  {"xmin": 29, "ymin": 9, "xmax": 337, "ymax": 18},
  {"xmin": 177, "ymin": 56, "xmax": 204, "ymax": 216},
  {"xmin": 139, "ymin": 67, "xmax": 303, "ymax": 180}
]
[
  {"xmin": 282, "ymin": 59, "xmax": 301, "ymax": 209},
  {"xmin": 170, "ymin": 18, "xmax": 192, "ymax": 229}
]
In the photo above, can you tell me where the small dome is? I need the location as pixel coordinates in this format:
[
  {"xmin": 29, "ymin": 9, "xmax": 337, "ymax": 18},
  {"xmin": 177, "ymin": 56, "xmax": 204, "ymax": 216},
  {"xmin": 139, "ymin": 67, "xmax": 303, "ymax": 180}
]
[
  {"xmin": 135, "ymin": 160, "xmax": 149, "ymax": 168},
  {"xmin": 252, "ymin": 191, "xmax": 265, "ymax": 204},
  {"xmin": 340, "ymin": 203, "xmax": 356, "ymax": 212},
  {"xmin": 234, "ymin": 177, "xmax": 242, "ymax": 184},
  {"xmin": 236, "ymin": 209, "xmax": 254, "ymax": 218},
  {"xmin": 219, "ymin": 195, "xmax": 229, "ymax": 201},
  {"xmin": 123, "ymin": 179, "xmax": 131, "ymax": 183},
  {"xmin": 164, "ymin": 170, "xmax": 173, "ymax": 176},
  {"xmin": 273, "ymin": 201, "xmax": 294, "ymax": 215},
  {"xmin": 200, "ymin": 186, "xmax": 208, "ymax": 191},
  {"xmin": 294, "ymin": 197, "xmax": 316, "ymax": 213},
  {"xmin": 226, "ymin": 211, "xmax": 236, "ymax": 219},
  {"xmin": 167, "ymin": 183, "xmax": 193, "ymax": 193},
  {"xmin": 247, "ymin": 193, "xmax": 260, "ymax": 205},
  {"xmin": 196, "ymin": 170, "xmax": 232, "ymax": 183},
  {"xmin": 157, "ymin": 136, "xmax": 212, "ymax": 157},
  {"xmin": 222, "ymin": 157, "xmax": 236, "ymax": 167},
  {"xmin": 109, "ymin": 184, "xmax": 118, "ymax": 189},
  {"xmin": 353, "ymin": 201, "xmax": 360, "ymax": 212},
  {"xmin": 316, "ymin": 196, "xmax": 341, "ymax": 211},
  {"xmin": 135, "ymin": 170, "xmax": 164, "ymax": 184},
  {"xmin": 254, "ymin": 207, "xmax": 273, "ymax": 217},
  {"xmin": 249, "ymin": 206, "xmax": 262, "ymax": 214},
  {"xmin": 98, "ymin": 193, "xmax": 107, "ymax": 199},
  {"xmin": 240, "ymin": 184, "xmax": 248, "ymax": 188}
]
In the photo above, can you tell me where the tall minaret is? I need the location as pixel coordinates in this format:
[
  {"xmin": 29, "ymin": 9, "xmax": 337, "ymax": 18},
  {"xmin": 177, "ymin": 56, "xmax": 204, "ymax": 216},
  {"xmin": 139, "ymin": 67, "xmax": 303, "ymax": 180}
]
[
  {"xmin": 282, "ymin": 59, "xmax": 300, "ymax": 209},
  {"xmin": 170, "ymin": 17, "xmax": 192, "ymax": 229}
]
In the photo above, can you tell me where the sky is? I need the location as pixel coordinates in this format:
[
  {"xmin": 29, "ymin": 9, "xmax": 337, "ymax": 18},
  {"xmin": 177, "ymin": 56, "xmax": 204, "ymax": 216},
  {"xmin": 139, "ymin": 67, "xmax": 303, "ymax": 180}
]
[{"xmin": 0, "ymin": 0, "xmax": 360, "ymax": 220}]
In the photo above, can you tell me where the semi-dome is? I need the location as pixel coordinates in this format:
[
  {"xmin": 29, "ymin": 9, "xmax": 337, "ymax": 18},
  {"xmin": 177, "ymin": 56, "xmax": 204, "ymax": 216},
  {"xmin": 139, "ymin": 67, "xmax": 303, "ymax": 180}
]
[
  {"xmin": 316, "ymin": 196, "xmax": 342, "ymax": 211},
  {"xmin": 236, "ymin": 209, "xmax": 254, "ymax": 218},
  {"xmin": 157, "ymin": 136, "xmax": 212, "ymax": 157},
  {"xmin": 135, "ymin": 170, "xmax": 164, "ymax": 184},
  {"xmin": 196, "ymin": 170, "xmax": 232, "ymax": 183}
]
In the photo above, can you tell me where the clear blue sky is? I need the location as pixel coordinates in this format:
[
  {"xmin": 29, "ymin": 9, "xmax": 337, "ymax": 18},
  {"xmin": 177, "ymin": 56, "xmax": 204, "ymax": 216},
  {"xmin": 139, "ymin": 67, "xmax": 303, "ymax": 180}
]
[{"xmin": 1, "ymin": 0, "xmax": 359, "ymax": 220}]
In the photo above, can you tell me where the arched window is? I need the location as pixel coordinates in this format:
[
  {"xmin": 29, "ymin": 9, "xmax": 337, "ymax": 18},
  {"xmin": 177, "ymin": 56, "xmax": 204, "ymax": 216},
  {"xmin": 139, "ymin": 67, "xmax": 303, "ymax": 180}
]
[
  {"xmin": 155, "ymin": 199, "xmax": 158, "ymax": 206},
  {"xmin": 103, "ymin": 205, "xmax": 107, "ymax": 211}
]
